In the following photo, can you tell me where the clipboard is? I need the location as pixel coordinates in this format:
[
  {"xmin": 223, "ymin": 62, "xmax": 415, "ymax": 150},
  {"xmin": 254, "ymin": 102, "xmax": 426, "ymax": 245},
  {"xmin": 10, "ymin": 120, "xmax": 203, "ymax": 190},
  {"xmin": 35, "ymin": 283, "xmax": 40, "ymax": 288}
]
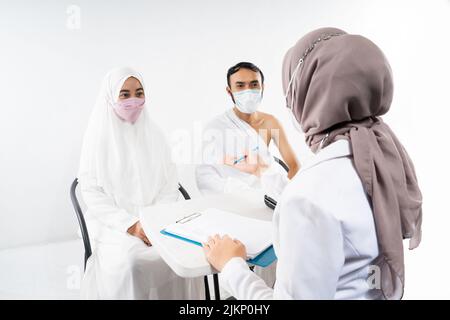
[{"xmin": 160, "ymin": 211, "xmax": 277, "ymax": 268}]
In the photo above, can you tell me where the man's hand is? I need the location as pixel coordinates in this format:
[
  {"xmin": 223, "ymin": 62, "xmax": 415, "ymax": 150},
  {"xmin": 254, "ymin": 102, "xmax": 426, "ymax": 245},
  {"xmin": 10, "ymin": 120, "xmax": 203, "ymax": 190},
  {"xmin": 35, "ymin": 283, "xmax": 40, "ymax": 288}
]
[
  {"xmin": 203, "ymin": 234, "xmax": 247, "ymax": 271},
  {"xmin": 127, "ymin": 221, "xmax": 151, "ymax": 246},
  {"xmin": 223, "ymin": 151, "xmax": 269, "ymax": 177}
]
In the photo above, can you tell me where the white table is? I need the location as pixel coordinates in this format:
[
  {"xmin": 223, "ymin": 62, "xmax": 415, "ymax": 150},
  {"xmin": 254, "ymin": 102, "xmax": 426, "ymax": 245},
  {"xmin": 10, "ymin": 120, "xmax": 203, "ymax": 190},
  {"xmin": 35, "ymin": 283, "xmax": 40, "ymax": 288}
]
[{"xmin": 140, "ymin": 189, "xmax": 274, "ymax": 299}]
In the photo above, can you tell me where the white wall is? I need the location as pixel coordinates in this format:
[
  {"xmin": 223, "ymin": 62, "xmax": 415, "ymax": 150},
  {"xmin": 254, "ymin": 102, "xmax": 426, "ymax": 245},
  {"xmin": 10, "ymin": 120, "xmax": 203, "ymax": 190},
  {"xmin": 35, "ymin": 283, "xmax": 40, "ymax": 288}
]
[{"xmin": 1, "ymin": 0, "xmax": 449, "ymax": 298}]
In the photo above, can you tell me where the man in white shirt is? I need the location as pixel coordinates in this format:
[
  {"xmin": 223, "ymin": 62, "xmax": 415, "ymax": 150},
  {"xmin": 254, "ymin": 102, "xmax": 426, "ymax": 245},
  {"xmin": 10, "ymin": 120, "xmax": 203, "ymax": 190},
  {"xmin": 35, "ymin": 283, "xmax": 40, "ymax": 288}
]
[{"xmin": 196, "ymin": 62, "xmax": 300, "ymax": 200}]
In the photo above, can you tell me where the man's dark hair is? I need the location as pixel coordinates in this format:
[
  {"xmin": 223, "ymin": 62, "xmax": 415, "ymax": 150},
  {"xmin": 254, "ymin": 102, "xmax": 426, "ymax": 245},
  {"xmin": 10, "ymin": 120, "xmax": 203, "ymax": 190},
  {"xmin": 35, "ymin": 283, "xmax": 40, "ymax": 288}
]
[{"xmin": 226, "ymin": 62, "xmax": 264, "ymax": 87}]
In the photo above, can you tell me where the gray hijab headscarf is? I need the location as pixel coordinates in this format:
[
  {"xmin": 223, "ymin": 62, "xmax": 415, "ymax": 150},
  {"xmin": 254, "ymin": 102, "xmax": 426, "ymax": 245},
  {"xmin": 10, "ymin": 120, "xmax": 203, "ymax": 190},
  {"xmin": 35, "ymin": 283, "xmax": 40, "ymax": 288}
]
[{"xmin": 282, "ymin": 27, "xmax": 422, "ymax": 299}]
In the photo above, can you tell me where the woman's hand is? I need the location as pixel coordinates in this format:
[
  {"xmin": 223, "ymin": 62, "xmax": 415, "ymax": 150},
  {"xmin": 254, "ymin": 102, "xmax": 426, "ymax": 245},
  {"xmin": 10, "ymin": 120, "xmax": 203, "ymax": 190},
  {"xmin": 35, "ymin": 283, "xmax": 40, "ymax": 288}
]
[
  {"xmin": 203, "ymin": 234, "xmax": 247, "ymax": 272},
  {"xmin": 223, "ymin": 151, "xmax": 269, "ymax": 177},
  {"xmin": 127, "ymin": 221, "xmax": 151, "ymax": 246}
]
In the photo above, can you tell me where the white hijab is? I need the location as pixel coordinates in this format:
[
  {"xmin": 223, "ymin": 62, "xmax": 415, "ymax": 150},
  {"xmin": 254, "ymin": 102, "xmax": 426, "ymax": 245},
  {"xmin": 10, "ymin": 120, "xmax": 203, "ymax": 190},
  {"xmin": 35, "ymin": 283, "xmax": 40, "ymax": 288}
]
[{"xmin": 78, "ymin": 67, "xmax": 175, "ymax": 206}]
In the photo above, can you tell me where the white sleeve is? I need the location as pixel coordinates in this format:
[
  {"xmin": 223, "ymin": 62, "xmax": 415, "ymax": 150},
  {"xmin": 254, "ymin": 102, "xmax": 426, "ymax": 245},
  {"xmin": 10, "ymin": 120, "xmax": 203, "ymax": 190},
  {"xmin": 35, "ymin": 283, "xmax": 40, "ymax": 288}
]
[
  {"xmin": 221, "ymin": 257, "xmax": 275, "ymax": 299},
  {"xmin": 221, "ymin": 196, "xmax": 345, "ymax": 300},
  {"xmin": 260, "ymin": 164, "xmax": 289, "ymax": 200},
  {"xmin": 79, "ymin": 180, "xmax": 139, "ymax": 233}
]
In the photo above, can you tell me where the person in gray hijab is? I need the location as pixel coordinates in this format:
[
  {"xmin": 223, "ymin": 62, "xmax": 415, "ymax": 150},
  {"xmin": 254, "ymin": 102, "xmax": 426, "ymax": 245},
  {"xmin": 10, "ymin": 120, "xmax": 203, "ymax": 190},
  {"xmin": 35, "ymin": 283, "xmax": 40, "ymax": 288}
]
[{"xmin": 202, "ymin": 27, "xmax": 422, "ymax": 300}]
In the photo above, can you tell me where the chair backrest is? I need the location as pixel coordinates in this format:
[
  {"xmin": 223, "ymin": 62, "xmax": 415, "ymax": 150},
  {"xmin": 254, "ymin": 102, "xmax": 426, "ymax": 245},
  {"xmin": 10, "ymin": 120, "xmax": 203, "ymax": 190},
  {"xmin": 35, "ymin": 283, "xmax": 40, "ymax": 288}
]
[
  {"xmin": 263, "ymin": 157, "xmax": 289, "ymax": 210},
  {"xmin": 70, "ymin": 178, "xmax": 192, "ymax": 271},
  {"xmin": 273, "ymin": 156, "xmax": 289, "ymax": 173},
  {"xmin": 70, "ymin": 178, "xmax": 92, "ymax": 271},
  {"xmin": 176, "ymin": 164, "xmax": 202, "ymax": 198},
  {"xmin": 178, "ymin": 183, "xmax": 191, "ymax": 200}
]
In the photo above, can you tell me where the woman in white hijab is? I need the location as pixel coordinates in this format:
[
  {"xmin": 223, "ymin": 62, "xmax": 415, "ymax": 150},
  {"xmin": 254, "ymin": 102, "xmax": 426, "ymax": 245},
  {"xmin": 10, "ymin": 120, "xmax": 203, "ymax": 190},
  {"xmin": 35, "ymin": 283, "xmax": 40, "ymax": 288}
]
[{"xmin": 77, "ymin": 67, "xmax": 203, "ymax": 299}]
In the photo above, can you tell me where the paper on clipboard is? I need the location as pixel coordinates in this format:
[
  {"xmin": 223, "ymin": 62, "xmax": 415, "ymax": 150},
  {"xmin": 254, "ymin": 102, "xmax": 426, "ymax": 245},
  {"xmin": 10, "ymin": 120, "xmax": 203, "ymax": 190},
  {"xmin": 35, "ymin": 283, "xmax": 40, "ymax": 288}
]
[{"xmin": 163, "ymin": 208, "xmax": 273, "ymax": 259}]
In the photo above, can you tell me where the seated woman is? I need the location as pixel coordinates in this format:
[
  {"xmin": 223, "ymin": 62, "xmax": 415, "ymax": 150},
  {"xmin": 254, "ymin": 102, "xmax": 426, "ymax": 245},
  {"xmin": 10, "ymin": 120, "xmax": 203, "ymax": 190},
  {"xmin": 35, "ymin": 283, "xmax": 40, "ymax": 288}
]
[{"xmin": 77, "ymin": 67, "xmax": 203, "ymax": 299}]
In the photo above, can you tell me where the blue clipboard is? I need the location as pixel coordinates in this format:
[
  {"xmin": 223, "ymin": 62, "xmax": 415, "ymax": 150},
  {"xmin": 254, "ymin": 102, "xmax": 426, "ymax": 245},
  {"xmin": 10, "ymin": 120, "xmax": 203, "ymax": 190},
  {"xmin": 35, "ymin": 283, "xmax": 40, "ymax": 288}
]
[{"xmin": 160, "ymin": 229, "xmax": 277, "ymax": 268}]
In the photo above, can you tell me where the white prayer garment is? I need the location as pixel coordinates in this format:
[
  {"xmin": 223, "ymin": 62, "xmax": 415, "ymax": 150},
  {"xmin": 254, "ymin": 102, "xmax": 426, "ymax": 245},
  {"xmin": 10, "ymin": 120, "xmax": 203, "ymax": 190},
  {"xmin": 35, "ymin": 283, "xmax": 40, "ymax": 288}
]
[
  {"xmin": 195, "ymin": 108, "xmax": 288, "ymax": 292},
  {"xmin": 196, "ymin": 109, "xmax": 289, "ymax": 200},
  {"xmin": 77, "ymin": 67, "xmax": 204, "ymax": 299}
]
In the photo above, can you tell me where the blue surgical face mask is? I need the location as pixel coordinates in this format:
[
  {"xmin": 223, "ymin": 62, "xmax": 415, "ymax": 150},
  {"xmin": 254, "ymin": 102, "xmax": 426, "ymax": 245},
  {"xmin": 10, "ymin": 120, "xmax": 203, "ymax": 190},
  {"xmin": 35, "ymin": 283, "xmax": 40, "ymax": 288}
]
[{"xmin": 232, "ymin": 89, "xmax": 262, "ymax": 114}]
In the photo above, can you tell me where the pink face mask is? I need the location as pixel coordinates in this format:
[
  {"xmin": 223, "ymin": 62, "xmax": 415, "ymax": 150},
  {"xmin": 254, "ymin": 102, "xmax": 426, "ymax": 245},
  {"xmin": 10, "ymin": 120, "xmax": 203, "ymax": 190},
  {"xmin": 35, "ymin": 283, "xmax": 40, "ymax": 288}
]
[{"xmin": 112, "ymin": 97, "xmax": 145, "ymax": 124}]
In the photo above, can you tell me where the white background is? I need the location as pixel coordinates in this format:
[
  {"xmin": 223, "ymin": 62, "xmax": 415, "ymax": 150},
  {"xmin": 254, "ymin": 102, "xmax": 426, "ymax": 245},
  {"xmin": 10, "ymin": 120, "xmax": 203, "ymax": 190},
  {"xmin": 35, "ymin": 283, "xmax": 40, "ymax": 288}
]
[{"xmin": 0, "ymin": 0, "xmax": 449, "ymax": 299}]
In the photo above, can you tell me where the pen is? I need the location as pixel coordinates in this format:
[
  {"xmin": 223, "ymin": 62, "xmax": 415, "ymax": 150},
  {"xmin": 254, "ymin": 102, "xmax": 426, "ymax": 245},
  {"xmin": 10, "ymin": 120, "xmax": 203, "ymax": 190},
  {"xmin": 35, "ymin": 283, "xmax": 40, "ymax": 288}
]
[
  {"xmin": 233, "ymin": 146, "xmax": 259, "ymax": 165},
  {"xmin": 176, "ymin": 212, "xmax": 201, "ymax": 224}
]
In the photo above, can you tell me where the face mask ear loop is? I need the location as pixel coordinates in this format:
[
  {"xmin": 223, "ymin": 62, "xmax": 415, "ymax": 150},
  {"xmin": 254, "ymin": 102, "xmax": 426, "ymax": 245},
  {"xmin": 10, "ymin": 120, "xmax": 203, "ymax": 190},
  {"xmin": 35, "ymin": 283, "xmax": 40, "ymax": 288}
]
[
  {"xmin": 318, "ymin": 132, "xmax": 330, "ymax": 152},
  {"xmin": 285, "ymin": 58, "xmax": 304, "ymax": 111},
  {"xmin": 285, "ymin": 32, "xmax": 344, "ymax": 111},
  {"xmin": 229, "ymin": 89, "xmax": 236, "ymax": 105}
]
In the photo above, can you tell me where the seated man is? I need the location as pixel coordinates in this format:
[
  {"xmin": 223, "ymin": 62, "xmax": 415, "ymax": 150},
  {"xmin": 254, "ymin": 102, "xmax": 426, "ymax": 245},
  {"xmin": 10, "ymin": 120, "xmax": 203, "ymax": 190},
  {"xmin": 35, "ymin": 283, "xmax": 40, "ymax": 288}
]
[
  {"xmin": 196, "ymin": 62, "xmax": 300, "ymax": 200},
  {"xmin": 195, "ymin": 62, "xmax": 300, "ymax": 297}
]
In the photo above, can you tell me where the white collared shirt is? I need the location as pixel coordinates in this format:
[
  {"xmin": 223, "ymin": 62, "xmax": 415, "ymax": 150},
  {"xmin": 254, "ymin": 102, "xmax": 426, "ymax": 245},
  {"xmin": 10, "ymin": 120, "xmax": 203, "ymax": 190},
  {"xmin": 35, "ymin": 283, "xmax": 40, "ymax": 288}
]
[{"xmin": 221, "ymin": 140, "xmax": 382, "ymax": 300}]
